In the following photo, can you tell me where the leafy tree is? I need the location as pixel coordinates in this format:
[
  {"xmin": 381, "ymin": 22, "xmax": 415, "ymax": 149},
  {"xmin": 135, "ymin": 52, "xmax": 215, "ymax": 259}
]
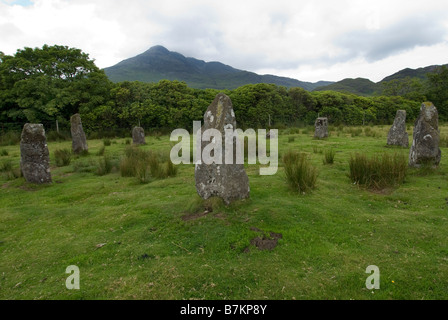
[
  {"xmin": 381, "ymin": 77, "xmax": 426, "ymax": 102},
  {"xmin": 0, "ymin": 44, "xmax": 111, "ymax": 124},
  {"xmin": 426, "ymin": 65, "xmax": 448, "ymax": 120}
]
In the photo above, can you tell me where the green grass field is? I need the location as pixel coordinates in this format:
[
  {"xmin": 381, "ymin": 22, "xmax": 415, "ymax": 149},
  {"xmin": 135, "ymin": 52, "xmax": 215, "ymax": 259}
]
[{"xmin": 1, "ymin": 125, "xmax": 447, "ymax": 300}]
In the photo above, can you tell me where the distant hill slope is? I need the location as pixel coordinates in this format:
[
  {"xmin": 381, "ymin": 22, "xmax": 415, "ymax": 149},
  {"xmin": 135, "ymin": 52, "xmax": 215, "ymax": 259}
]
[
  {"xmin": 103, "ymin": 45, "xmax": 332, "ymax": 90},
  {"xmin": 312, "ymin": 78, "xmax": 379, "ymax": 96},
  {"xmin": 313, "ymin": 64, "xmax": 447, "ymax": 96},
  {"xmin": 380, "ymin": 65, "xmax": 445, "ymax": 82}
]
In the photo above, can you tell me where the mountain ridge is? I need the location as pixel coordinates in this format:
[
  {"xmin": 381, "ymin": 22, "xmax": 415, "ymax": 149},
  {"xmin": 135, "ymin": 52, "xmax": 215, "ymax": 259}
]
[
  {"xmin": 313, "ymin": 64, "xmax": 447, "ymax": 95},
  {"xmin": 103, "ymin": 45, "xmax": 333, "ymax": 90}
]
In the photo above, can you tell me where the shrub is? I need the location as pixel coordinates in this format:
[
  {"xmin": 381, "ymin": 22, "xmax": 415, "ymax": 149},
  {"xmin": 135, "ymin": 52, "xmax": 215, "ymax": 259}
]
[
  {"xmin": 349, "ymin": 152, "xmax": 407, "ymax": 189},
  {"xmin": 323, "ymin": 148, "xmax": 335, "ymax": 165},
  {"xmin": 283, "ymin": 151, "xmax": 318, "ymax": 193},
  {"xmin": 54, "ymin": 149, "xmax": 72, "ymax": 167}
]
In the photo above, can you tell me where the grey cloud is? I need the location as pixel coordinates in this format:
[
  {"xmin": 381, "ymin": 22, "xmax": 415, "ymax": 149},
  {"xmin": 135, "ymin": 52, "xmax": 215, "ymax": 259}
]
[{"xmin": 334, "ymin": 14, "xmax": 448, "ymax": 62}]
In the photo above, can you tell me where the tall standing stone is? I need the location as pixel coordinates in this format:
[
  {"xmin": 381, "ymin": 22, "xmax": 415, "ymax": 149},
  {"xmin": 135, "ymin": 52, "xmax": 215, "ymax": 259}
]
[
  {"xmin": 195, "ymin": 93, "xmax": 250, "ymax": 204},
  {"xmin": 387, "ymin": 110, "xmax": 409, "ymax": 147},
  {"xmin": 132, "ymin": 127, "xmax": 146, "ymax": 145},
  {"xmin": 409, "ymin": 102, "xmax": 441, "ymax": 167},
  {"xmin": 20, "ymin": 123, "xmax": 52, "ymax": 184},
  {"xmin": 70, "ymin": 113, "xmax": 88, "ymax": 154},
  {"xmin": 314, "ymin": 117, "xmax": 328, "ymax": 139}
]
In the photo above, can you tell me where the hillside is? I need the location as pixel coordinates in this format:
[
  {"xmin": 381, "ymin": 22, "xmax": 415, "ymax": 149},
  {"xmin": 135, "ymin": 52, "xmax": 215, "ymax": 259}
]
[
  {"xmin": 313, "ymin": 64, "xmax": 447, "ymax": 96},
  {"xmin": 380, "ymin": 65, "xmax": 445, "ymax": 82},
  {"xmin": 312, "ymin": 78, "xmax": 379, "ymax": 96},
  {"xmin": 103, "ymin": 45, "xmax": 332, "ymax": 90}
]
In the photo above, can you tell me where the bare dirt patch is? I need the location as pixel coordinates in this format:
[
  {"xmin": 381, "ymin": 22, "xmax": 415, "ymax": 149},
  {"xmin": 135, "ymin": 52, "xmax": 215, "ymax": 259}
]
[{"xmin": 244, "ymin": 227, "xmax": 283, "ymax": 252}]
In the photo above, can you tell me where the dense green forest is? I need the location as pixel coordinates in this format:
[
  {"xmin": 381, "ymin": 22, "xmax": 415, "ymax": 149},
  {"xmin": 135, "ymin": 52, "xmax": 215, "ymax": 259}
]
[{"xmin": 1, "ymin": 45, "xmax": 447, "ymax": 136}]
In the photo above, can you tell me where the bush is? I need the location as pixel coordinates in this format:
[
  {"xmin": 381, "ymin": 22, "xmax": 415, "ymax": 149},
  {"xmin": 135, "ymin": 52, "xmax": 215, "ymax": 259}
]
[
  {"xmin": 283, "ymin": 151, "xmax": 318, "ymax": 193},
  {"xmin": 54, "ymin": 149, "xmax": 72, "ymax": 167},
  {"xmin": 323, "ymin": 148, "xmax": 335, "ymax": 165},
  {"xmin": 349, "ymin": 152, "xmax": 407, "ymax": 189}
]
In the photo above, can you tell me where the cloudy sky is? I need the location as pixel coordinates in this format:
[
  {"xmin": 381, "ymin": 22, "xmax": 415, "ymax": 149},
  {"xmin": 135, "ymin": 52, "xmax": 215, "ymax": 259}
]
[{"xmin": 1, "ymin": 0, "xmax": 448, "ymax": 82}]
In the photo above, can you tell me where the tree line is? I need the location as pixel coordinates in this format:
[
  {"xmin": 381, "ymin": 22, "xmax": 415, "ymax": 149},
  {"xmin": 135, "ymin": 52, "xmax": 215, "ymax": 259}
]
[{"xmin": 1, "ymin": 45, "xmax": 447, "ymax": 135}]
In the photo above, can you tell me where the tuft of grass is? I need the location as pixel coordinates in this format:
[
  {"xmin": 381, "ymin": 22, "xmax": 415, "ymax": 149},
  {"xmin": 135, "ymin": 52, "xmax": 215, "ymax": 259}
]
[
  {"xmin": 283, "ymin": 150, "xmax": 318, "ymax": 193},
  {"xmin": 313, "ymin": 145, "xmax": 323, "ymax": 154},
  {"xmin": 323, "ymin": 148, "xmax": 335, "ymax": 165},
  {"xmin": 96, "ymin": 155, "xmax": 113, "ymax": 176},
  {"xmin": 348, "ymin": 152, "xmax": 407, "ymax": 190},
  {"xmin": 0, "ymin": 160, "xmax": 21, "ymax": 180},
  {"xmin": 440, "ymin": 135, "xmax": 448, "ymax": 148},
  {"xmin": 120, "ymin": 146, "xmax": 177, "ymax": 183},
  {"xmin": 0, "ymin": 149, "xmax": 8, "ymax": 156},
  {"xmin": 0, "ymin": 131, "xmax": 20, "ymax": 146},
  {"xmin": 103, "ymin": 139, "xmax": 111, "ymax": 147},
  {"xmin": 54, "ymin": 149, "xmax": 72, "ymax": 167},
  {"xmin": 288, "ymin": 136, "xmax": 295, "ymax": 143},
  {"xmin": 346, "ymin": 127, "xmax": 363, "ymax": 137},
  {"xmin": 47, "ymin": 130, "xmax": 70, "ymax": 142},
  {"xmin": 96, "ymin": 146, "xmax": 105, "ymax": 156}
]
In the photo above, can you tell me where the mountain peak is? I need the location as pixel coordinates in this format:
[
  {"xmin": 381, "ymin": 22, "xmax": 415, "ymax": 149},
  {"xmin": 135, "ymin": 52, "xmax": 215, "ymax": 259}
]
[{"xmin": 147, "ymin": 45, "xmax": 169, "ymax": 54}]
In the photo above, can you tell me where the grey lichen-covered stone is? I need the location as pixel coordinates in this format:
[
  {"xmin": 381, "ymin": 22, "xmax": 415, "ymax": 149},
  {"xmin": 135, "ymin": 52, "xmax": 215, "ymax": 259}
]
[
  {"xmin": 387, "ymin": 110, "xmax": 409, "ymax": 147},
  {"xmin": 314, "ymin": 117, "xmax": 328, "ymax": 139},
  {"xmin": 195, "ymin": 93, "xmax": 250, "ymax": 205},
  {"xmin": 70, "ymin": 113, "xmax": 88, "ymax": 154},
  {"xmin": 132, "ymin": 127, "xmax": 146, "ymax": 145},
  {"xmin": 409, "ymin": 102, "xmax": 441, "ymax": 168},
  {"xmin": 20, "ymin": 123, "xmax": 52, "ymax": 184}
]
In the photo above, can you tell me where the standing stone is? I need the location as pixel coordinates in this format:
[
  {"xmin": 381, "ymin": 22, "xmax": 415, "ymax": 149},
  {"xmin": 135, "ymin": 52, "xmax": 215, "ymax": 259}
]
[
  {"xmin": 195, "ymin": 93, "xmax": 250, "ymax": 204},
  {"xmin": 314, "ymin": 117, "xmax": 328, "ymax": 139},
  {"xmin": 409, "ymin": 102, "xmax": 441, "ymax": 168},
  {"xmin": 387, "ymin": 110, "xmax": 409, "ymax": 147},
  {"xmin": 70, "ymin": 113, "xmax": 88, "ymax": 154},
  {"xmin": 20, "ymin": 123, "xmax": 52, "ymax": 184},
  {"xmin": 132, "ymin": 127, "xmax": 146, "ymax": 145}
]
